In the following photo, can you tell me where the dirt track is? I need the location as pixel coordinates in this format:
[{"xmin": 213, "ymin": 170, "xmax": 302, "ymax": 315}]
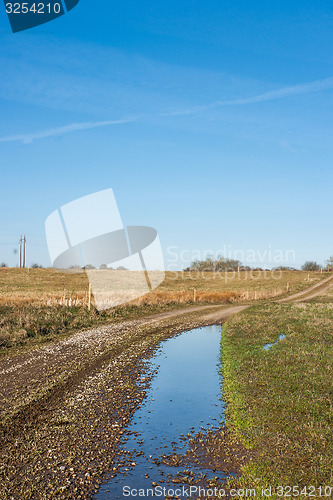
[
  {"xmin": 277, "ymin": 274, "xmax": 333, "ymax": 303},
  {"xmin": 0, "ymin": 303, "xmax": 247, "ymax": 459},
  {"xmin": 0, "ymin": 302, "xmax": 249, "ymax": 499},
  {"xmin": 0, "ymin": 304, "xmax": 246, "ymax": 424}
]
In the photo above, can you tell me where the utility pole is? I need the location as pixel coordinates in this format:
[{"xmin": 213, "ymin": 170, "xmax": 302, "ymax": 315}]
[
  {"xmin": 19, "ymin": 235, "xmax": 22, "ymax": 268},
  {"xmin": 23, "ymin": 235, "xmax": 26, "ymax": 268}
]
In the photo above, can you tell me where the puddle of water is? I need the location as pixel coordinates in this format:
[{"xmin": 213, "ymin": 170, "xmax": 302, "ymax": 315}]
[
  {"xmin": 263, "ymin": 334, "xmax": 286, "ymax": 351},
  {"xmin": 96, "ymin": 324, "xmax": 226, "ymax": 499}
]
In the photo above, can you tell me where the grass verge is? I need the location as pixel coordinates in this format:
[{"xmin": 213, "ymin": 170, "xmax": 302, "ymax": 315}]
[
  {"xmin": 221, "ymin": 301, "xmax": 333, "ymax": 498},
  {"xmin": 0, "ymin": 302, "xmax": 195, "ymax": 352}
]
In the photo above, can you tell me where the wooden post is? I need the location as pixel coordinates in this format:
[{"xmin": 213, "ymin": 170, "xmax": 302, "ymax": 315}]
[
  {"xmin": 193, "ymin": 288, "xmax": 196, "ymax": 303},
  {"xmin": 307, "ymin": 273, "xmax": 310, "ymax": 281},
  {"xmin": 88, "ymin": 283, "xmax": 91, "ymax": 311},
  {"xmin": 287, "ymin": 281, "xmax": 290, "ymax": 292}
]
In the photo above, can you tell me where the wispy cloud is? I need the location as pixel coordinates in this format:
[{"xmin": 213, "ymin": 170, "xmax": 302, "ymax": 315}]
[
  {"xmin": 0, "ymin": 118, "xmax": 137, "ymax": 144},
  {"xmin": 1, "ymin": 76, "xmax": 333, "ymax": 144},
  {"xmin": 163, "ymin": 76, "xmax": 333, "ymax": 116},
  {"xmin": 219, "ymin": 76, "xmax": 333, "ymax": 104}
]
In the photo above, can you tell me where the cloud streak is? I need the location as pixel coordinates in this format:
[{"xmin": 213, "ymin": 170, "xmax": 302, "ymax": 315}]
[
  {"xmin": 0, "ymin": 118, "xmax": 137, "ymax": 144},
  {"xmin": 163, "ymin": 76, "xmax": 333, "ymax": 116},
  {"xmin": 218, "ymin": 76, "xmax": 333, "ymax": 105},
  {"xmin": 1, "ymin": 76, "xmax": 333, "ymax": 144}
]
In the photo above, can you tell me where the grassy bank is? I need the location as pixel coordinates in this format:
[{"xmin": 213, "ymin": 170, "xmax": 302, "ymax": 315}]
[
  {"xmin": 0, "ymin": 302, "xmax": 195, "ymax": 351},
  {"xmin": 221, "ymin": 299, "xmax": 333, "ymax": 497}
]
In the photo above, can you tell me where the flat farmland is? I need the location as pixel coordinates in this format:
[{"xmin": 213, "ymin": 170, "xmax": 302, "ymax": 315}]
[
  {"xmin": 0, "ymin": 268, "xmax": 326, "ymax": 305},
  {"xmin": 0, "ymin": 268, "xmax": 328, "ymax": 350}
]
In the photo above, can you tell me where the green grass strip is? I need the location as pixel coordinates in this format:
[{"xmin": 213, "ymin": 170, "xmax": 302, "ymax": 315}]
[{"xmin": 221, "ymin": 301, "xmax": 333, "ymax": 498}]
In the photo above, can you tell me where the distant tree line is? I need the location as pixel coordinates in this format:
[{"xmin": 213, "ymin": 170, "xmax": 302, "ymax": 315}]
[
  {"xmin": 0, "ymin": 256, "xmax": 332, "ymax": 272},
  {"xmin": 72, "ymin": 264, "xmax": 129, "ymax": 270},
  {"xmin": 0, "ymin": 262, "xmax": 129, "ymax": 270},
  {"xmin": 184, "ymin": 256, "xmax": 258, "ymax": 272},
  {"xmin": 0, "ymin": 262, "xmax": 44, "ymax": 268},
  {"xmin": 302, "ymin": 257, "xmax": 333, "ymax": 271},
  {"xmin": 183, "ymin": 255, "xmax": 333, "ymax": 272}
]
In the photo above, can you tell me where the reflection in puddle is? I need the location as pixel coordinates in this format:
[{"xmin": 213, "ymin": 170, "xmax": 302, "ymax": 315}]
[
  {"xmin": 96, "ymin": 325, "xmax": 226, "ymax": 499},
  {"xmin": 263, "ymin": 334, "xmax": 286, "ymax": 351}
]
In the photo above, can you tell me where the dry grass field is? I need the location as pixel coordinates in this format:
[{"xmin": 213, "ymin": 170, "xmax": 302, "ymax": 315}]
[
  {"xmin": 0, "ymin": 268, "xmax": 326, "ymax": 306},
  {"xmin": 0, "ymin": 268, "xmax": 328, "ymax": 349}
]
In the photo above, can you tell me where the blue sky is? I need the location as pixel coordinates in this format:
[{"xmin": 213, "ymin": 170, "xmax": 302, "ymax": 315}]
[{"xmin": 0, "ymin": 0, "xmax": 333, "ymax": 269}]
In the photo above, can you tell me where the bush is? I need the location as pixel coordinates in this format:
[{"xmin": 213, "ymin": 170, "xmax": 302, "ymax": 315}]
[
  {"xmin": 301, "ymin": 261, "xmax": 321, "ymax": 271},
  {"xmin": 326, "ymin": 256, "xmax": 333, "ymax": 269},
  {"xmin": 187, "ymin": 256, "xmax": 242, "ymax": 272},
  {"xmin": 273, "ymin": 266, "xmax": 297, "ymax": 271},
  {"xmin": 0, "ymin": 262, "xmax": 7, "ymax": 268}
]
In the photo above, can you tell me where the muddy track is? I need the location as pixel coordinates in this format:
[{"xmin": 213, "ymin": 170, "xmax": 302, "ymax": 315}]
[
  {"xmin": 0, "ymin": 303, "xmax": 248, "ymax": 499},
  {"xmin": 0, "ymin": 304, "xmax": 245, "ymax": 443}
]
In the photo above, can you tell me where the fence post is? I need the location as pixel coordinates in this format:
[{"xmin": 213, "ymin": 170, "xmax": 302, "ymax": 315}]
[
  {"xmin": 193, "ymin": 288, "xmax": 196, "ymax": 303},
  {"xmin": 88, "ymin": 283, "xmax": 91, "ymax": 311}
]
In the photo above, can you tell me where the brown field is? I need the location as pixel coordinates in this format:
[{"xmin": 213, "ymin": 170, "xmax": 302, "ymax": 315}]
[
  {"xmin": 0, "ymin": 268, "xmax": 327, "ymax": 306},
  {"xmin": 0, "ymin": 268, "xmax": 329, "ymax": 349}
]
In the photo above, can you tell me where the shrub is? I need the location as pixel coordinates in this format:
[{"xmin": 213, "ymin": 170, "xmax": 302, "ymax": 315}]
[{"xmin": 301, "ymin": 261, "xmax": 321, "ymax": 271}]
